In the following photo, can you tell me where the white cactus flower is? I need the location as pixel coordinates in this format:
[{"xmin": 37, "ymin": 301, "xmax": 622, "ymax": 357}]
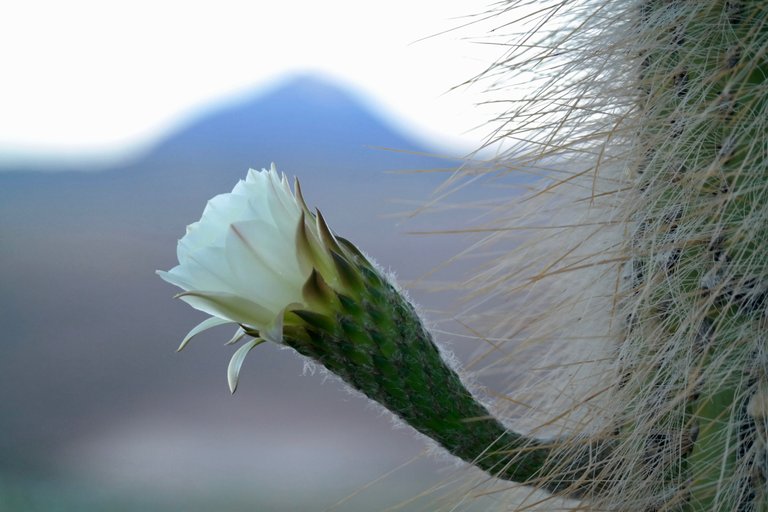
[{"xmin": 157, "ymin": 164, "xmax": 346, "ymax": 391}]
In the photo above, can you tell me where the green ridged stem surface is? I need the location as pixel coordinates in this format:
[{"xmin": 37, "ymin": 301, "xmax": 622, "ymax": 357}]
[{"xmin": 281, "ymin": 247, "xmax": 554, "ymax": 486}]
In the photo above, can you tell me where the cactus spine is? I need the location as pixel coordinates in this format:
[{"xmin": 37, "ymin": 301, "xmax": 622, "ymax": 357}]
[
  {"xmin": 449, "ymin": 0, "xmax": 768, "ymax": 510},
  {"xmin": 616, "ymin": 1, "xmax": 768, "ymax": 509}
]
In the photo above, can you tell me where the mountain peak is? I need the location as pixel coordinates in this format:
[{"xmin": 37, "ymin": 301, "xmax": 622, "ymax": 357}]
[
  {"xmin": 142, "ymin": 73, "xmax": 429, "ymax": 172},
  {"xmin": 262, "ymin": 73, "xmax": 361, "ymax": 106}
]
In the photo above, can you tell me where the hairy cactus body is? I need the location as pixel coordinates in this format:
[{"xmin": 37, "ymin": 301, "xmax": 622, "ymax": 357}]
[
  {"xmin": 456, "ymin": 0, "xmax": 768, "ymax": 510},
  {"xmin": 614, "ymin": 2, "xmax": 768, "ymax": 509}
]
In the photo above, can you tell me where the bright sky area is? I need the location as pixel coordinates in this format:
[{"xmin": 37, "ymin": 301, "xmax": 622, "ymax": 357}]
[{"xmin": 0, "ymin": 0, "xmax": 510, "ymax": 168}]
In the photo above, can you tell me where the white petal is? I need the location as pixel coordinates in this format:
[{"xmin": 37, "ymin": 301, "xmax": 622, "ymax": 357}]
[
  {"xmin": 232, "ymin": 180, "xmax": 272, "ymax": 219},
  {"xmin": 265, "ymin": 170, "xmax": 302, "ymax": 231},
  {"xmin": 260, "ymin": 310, "xmax": 286, "ymax": 345},
  {"xmin": 226, "ymin": 220, "xmax": 306, "ymax": 289},
  {"xmin": 178, "ymin": 193, "xmax": 253, "ymax": 261},
  {"xmin": 160, "ymin": 166, "xmax": 322, "ymax": 350},
  {"xmin": 202, "ymin": 192, "xmax": 251, "ymax": 226},
  {"xmin": 174, "ymin": 246, "xmax": 243, "ymax": 293},
  {"xmin": 176, "ymin": 290, "xmax": 273, "ymax": 327},
  {"xmin": 245, "ymin": 167, "xmax": 264, "ymax": 184},
  {"xmin": 156, "ymin": 269, "xmax": 195, "ymax": 291},
  {"xmin": 178, "ymin": 316, "xmax": 232, "ymax": 352},
  {"xmin": 227, "ymin": 338, "xmax": 266, "ymax": 393},
  {"xmin": 225, "ymin": 327, "xmax": 247, "ymax": 345},
  {"xmin": 223, "ymin": 223, "xmax": 299, "ymax": 310}
]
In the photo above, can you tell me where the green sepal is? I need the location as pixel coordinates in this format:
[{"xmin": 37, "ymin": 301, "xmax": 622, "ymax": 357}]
[
  {"xmin": 339, "ymin": 315, "xmax": 371, "ymax": 347},
  {"xmin": 360, "ymin": 265, "xmax": 384, "ymax": 289},
  {"xmin": 302, "ymin": 268, "xmax": 337, "ymax": 310},
  {"xmin": 292, "ymin": 178, "xmax": 313, "ymax": 217},
  {"xmin": 331, "ymin": 250, "xmax": 364, "ymax": 294},
  {"xmin": 336, "ymin": 236, "xmax": 368, "ymax": 261},
  {"xmin": 367, "ymin": 327, "xmax": 398, "ymax": 358},
  {"xmin": 292, "ymin": 309, "xmax": 336, "ymax": 332},
  {"xmin": 336, "ymin": 292, "xmax": 363, "ymax": 316},
  {"xmin": 295, "ymin": 211, "xmax": 333, "ymax": 277},
  {"xmin": 315, "ymin": 209, "xmax": 343, "ymax": 254}
]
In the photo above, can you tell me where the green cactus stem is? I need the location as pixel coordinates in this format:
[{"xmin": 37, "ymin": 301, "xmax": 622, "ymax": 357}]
[{"xmin": 270, "ymin": 235, "xmax": 610, "ymax": 494}]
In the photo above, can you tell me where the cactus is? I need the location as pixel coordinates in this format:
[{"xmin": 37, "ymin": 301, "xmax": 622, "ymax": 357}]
[
  {"xmin": 611, "ymin": 2, "xmax": 767, "ymax": 509},
  {"xmin": 160, "ymin": 1, "xmax": 767, "ymax": 510},
  {"xmin": 444, "ymin": 0, "xmax": 768, "ymax": 510}
]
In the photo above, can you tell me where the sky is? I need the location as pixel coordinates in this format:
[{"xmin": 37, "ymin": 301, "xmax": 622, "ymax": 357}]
[{"xmin": 0, "ymin": 0, "xmax": 508, "ymax": 168}]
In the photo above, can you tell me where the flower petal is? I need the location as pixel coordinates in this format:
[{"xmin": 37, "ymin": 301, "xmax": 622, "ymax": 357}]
[
  {"xmin": 226, "ymin": 220, "xmax": 307, "ymax": 295},
  {"xmin": 225, "ymin": 327, "xmax": 247, "ymax": 346},
  {"xmin": 156, "ymin": 269, "xmax": 195, "ymax": 291},
  {"xmin": 176, "ymin": 290, "xmax": 273, "ymax": 328},
  {"xmin": 177, "ymin": 187, "xmax": 263, "ymax": 263},
  {"xmin": 259, "ymin": 310, "xmax": 286, "ymax": 345},
  {"xmin": 178, "ymin": 316, "xmax": 232, "ymax": 352},
  {"xmin": 227, "ymin": 338, "xmax": 266, "ymax": 393},
  {"xmin": 173, "ymin": 246, "xmax": 244, "ymax": 294}
]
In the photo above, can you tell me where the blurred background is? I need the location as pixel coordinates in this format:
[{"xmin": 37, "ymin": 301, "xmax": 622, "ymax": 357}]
[{"xmin": 0, "ymin": 1, "xmax": 531, "ymax": 510}]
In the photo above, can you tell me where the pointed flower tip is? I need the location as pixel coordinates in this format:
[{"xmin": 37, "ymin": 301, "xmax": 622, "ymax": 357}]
[
  {"xmin": 294, "ymin": 178, "xmax": 312, "ymax": 216},
  {"xmin": 315, "ymin": 209, "xmax": 342, "ymax": 254},
  {"xmin": 225, "ymin": 328, "xmax": 247, "ymax": 346},
  {"xmin": 227, "ymin": 338, "xmax": 266, "ymax": 393},
  {"xmin": 176, "ymin": 317, "xmax": 232, "ymax": 352},
  {"xmin": 302, "ymin": 268, "xmax": 337, "ymax": 309}
]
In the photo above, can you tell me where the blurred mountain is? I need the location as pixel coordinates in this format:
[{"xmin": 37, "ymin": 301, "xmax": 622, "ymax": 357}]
[
  {"xmin": 0, "ymin": 74, "xmax": 484, "ymax": 507},
  {"xmin": 0, "ymin": 74, "xmax": 451, "ymax": 228},
  {"xmin": 148, "ymin": 74, "xmax": 428, "ymax": 169}
]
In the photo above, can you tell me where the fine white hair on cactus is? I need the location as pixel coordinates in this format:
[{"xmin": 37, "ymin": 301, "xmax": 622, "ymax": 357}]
[
  {"xmin": 422, "ymin": 0, "xmax": 768, "ymax": 510},
  {"xmin": 423, "ymin": 156, "xmax": 626, "ymax": 510}
]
